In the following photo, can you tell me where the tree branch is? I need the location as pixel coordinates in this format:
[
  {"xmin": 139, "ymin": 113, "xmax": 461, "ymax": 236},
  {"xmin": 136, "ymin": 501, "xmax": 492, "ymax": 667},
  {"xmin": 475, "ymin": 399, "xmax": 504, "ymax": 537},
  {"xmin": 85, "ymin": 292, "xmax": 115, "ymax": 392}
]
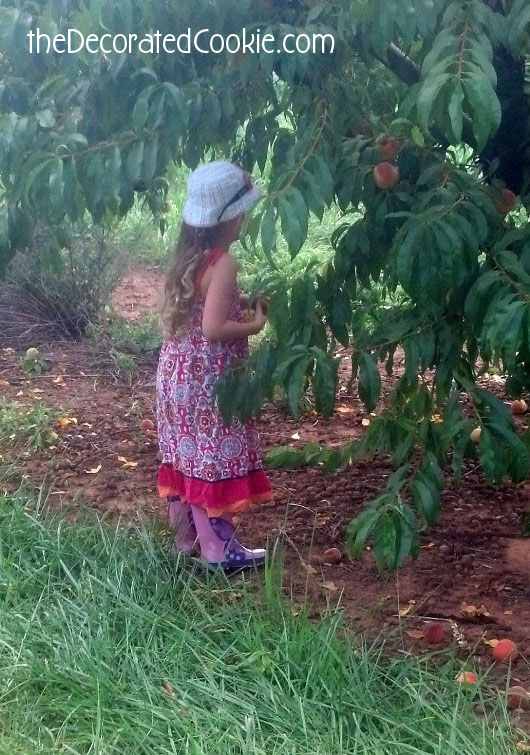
[{"xmin": 384, "ymin": 43, "xmax": 421, "ymax": 86}]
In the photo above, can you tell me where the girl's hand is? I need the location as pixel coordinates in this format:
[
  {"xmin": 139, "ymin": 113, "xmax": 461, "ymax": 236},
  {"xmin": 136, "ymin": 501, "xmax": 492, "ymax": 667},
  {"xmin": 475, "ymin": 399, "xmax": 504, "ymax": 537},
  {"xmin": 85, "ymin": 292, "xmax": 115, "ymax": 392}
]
[
  {"xmin": 256, "ymin": 295, "xmax": 269, "ymax": 316},
  {"xmin": 251, "ymin": 299, "xmax": 268, "ymax": 334}
]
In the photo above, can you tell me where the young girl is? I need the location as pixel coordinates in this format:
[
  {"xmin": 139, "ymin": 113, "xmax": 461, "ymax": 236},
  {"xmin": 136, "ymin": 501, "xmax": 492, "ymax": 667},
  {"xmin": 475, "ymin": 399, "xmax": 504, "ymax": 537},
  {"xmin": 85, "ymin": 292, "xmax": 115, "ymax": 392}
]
[{"xmin": 156, "ymin": 161, "xmax": 273, "ymax": 569}]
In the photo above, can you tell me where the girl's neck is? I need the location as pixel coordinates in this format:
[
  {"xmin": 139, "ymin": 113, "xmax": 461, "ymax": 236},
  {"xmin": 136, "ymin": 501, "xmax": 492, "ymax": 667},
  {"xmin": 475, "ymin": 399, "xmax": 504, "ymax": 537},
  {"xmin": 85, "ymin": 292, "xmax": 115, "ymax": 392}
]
[
  {"xmin": 213, "ymin": 230, "xmax": 237, "ymax": 251},
  {"xmin": 213, "ymin": 240, "xmax": 232, "ymax": 252}
]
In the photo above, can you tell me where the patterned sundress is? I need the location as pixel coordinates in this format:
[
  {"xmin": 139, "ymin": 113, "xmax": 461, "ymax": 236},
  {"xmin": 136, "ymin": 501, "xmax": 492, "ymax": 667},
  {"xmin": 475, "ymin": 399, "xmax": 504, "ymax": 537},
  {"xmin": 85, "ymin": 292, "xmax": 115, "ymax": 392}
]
[{"xmin": 156, "ymin": 247, "xmax": 273, "ymax": 517}]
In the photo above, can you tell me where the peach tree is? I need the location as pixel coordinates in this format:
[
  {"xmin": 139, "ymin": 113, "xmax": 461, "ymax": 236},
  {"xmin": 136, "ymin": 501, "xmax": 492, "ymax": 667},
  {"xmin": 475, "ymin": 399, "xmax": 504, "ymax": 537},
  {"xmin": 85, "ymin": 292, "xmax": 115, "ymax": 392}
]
[{"xmin": 1, "ymin": 0, "xmax": 530, "ymax": 569}]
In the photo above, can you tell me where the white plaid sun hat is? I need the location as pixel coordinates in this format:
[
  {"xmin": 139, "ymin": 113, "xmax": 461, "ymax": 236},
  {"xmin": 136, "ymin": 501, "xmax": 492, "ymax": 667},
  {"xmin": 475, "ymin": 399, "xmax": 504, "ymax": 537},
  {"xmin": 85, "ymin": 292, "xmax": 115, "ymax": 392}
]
[{"xmin": 182, "ymin": 161, "xmax": 263, "ymax": 228}]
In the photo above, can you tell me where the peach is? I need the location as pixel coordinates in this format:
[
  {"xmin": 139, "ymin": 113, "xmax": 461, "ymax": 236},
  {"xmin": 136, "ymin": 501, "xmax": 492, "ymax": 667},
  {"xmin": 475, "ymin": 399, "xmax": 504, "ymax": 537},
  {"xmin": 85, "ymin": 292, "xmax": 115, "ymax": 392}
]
[
  {"xmin": 512, "ymin": 399, "xmax": 528, "ymax": 416},
  {"xmin": 355, "ymin": 119, "xmax": 371, "ymax": 136},
  {"xmin": 322, "ymin": 547, "xmax": 342, "ymax": 565},
  {"xmin": 507, "ymin": 686, "xmax": 530, "ymax": 711},
  {"xmin": 373, "ymin": 162, "xmax": 400, "ymax": 190},
  {"xmin": 455, "ymin": 671, "xmax": 479, "ymax": 685},
  {"xmin": 377, "ymin": 137, "xmax": 401, "ymax": 161},
  {"xmin": 496, "ymin": 188, "xmax": 517, "ymax": 216},
  {"xmin": 492, "ymin": 639, "xmax": 518, "ymax": 663},
  {"xmin": 424, "ymin": 622, "xmax": 447, "ymax": 645},
  {"xmin": 470, "ymin": 427, "xmax": 481, "ymax": 444}
]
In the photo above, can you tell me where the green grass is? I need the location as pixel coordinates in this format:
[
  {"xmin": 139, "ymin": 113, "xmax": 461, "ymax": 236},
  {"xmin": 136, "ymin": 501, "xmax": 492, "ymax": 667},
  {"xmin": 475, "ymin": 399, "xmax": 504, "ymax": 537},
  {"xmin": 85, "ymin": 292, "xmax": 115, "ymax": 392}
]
[
  {"xmin": 0, "ymin": 483, "xmax": 520, "ymax": 754},
  {"xmin": 0, "ymin": 400, "xmax": 59, "ymax": 452}
]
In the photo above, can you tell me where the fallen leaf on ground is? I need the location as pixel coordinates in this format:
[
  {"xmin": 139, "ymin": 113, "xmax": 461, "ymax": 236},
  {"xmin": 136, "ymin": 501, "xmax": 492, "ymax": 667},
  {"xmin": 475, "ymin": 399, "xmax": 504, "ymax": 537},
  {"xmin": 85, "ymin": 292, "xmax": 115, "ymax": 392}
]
[
  {"xmin": 117, "ymin": 456, "xmax": 138, "ymax": 468},
  {"xmin": 161, "ymin": 682, "xmax": 176, "ymax": 699},
  {"xmin": 0, "ymin": 380, "xmax": 9, "ymax": 388},
  {"xmin": 291, "ymin": 432, "xmax": 301, "ymax": 440},
  {"xmin": 86, "ymin": 464, "xmax": 102, "ymax": 475},
  {"xmin": 321, "ymin": 581, "xmax": 339, "ymax": 592},
  {"xmin": 304, "ymin": 563, "xmax": 318, "ymax": 575},
  {"xmin": 56, "ymin": 416, "xmax": 78, "ymax": 429},
  {"xmin": 483, "ymin": 638, "xmax": 499, "ymax": 648},
  {"xmin": 31, "ymin": 388, "xmax": 44, "ymax": 394},
  {"xmin": 361, "ymin": 418, "xmax": 370, "ymax": 426},
  {"xmin": 53, "ymin": 375, "xmax": 65, "ymax": 384},
  {"xmin": 461, "ymin": 602, "xmax": 490, "ymax": 619},
  {"xmin": 405, "ymin": 629, "xmax": 425, "ymax": 639},
  {"xmin": 399, "ymin": 601, "xmax": 416, "ymax": 617},
  {"xmin": 337, "ymin": 407, "xmax": 353, "ymax": 414},
  {"xmin": 516, "ymin": 743, "xmax": 530, "ymax": 752}
]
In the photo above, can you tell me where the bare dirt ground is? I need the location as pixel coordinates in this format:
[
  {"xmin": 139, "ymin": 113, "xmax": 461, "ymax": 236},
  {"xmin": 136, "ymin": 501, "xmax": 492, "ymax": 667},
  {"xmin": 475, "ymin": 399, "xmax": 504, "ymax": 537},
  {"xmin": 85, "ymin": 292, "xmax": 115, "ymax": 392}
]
[{"xmin": 2, "ymin": 266, "xmax": 530, "ymax": 704}]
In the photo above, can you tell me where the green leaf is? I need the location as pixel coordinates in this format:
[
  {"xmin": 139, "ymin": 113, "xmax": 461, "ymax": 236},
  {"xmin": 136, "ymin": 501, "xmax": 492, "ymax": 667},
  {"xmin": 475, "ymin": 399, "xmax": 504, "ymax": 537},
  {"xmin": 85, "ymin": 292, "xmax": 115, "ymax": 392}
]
[
  {"xmin": 374, "ymin": 514, "xmax": 398, "ymax": 573},
  {"xmin": 287, "ymin": 356, "xmax": 312, "ymax": 418},
  {"xmin": 36, "ymin": 109, "xmax": 56, "ymax": 129},
  {"xmin": 48, "ymin": 158, "xmax": 64, "ymax": 212},
  {"xmin": 268, "ymin": 287, "xmax": 289, "ymax": 339},
  {"xmin": 141, "ymin": 137, "xmax": 158, "ymax": 185},
  {"xmin": 448, "ymin": 80, "xmax": 464, "ymax": 143},
  {"xmin": 478, "ymin": 427, "xmax": 505, "ymax": 483},
  {"xmin": 162, "ymin": 82, "xmax": 189, "ymax": 131},
  {"xmin": 417, "ymin": 73, "xmax": 451, "ymax": 131},
  {"xmin": 286, "ymin": 187, "xmax": 309, "ymax": 250},
  {"xmin": 307, "ymin": 1, "xmax": 325, "ymax": 23},
  {"xmin": 329, "ymin": 289, "xmax": 351, "ymax": 347},
  {"xmin": 357, "ymin": 352, "xmax": 381, "ymax": 413},
  {"xmin": 507, "ymin": 2, "xmax": 530, "ymax": 54},
  {"xmin": 411, "ymin": 478, "xmax": 439, "ymax": 526},
  {"xmin": 311, "ymin": 155, "xmax": 334, "ymax": 202},
  {"xmin": 346, "ymin": 505, "xmax": 379, "ymax": 560},
  {"xmin": 312, "ymin": 349, "xmax": 337, "ymax": 418},
  {"xmin": 301, "ymin": 168, "xmax": 326, "ymax": 219},
  {"xmin": 132, "ymin": 86, "xmax": 154, "ymax": 131},
  {"xmin": 396, "ymin": 504, "xmax": 419, "ymax": 566},
  {"xmin": 463, "ymin": 76, "xmax": 501, "ymax": 150},
  {"xmin": 126, "ymin": 141, "xmax": 144, "ymax": 183},
  {"xmin": 260, "ymin": 205, "xmax": 278, "ymax": 262},
  {"xmin": 278, "ymin": 196, "xmax": 303, "ymax": 258},
  {"xmin": 411, "ymin": 125, "xmax": 425, "ymax": 147}
]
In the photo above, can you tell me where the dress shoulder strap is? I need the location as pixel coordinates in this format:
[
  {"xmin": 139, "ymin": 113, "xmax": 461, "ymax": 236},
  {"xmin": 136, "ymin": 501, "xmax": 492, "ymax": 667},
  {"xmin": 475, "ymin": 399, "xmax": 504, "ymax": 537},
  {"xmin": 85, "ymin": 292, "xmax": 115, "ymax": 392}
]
[{"xmin": 195, "ymin": 248, "xmax": 226, "ymax": 292}]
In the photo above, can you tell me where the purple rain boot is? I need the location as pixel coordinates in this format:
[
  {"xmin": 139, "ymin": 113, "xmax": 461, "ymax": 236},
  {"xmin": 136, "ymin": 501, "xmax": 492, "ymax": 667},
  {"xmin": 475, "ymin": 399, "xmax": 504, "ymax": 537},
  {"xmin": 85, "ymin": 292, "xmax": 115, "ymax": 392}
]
[{"xmin": 207, "ymin": 516, "xmax": 266, "ymax": 571}]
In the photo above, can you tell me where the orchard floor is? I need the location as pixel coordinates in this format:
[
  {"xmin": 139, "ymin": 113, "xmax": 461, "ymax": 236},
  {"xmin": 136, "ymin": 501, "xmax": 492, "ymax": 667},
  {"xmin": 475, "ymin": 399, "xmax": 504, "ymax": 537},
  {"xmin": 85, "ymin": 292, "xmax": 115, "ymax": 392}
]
[{"xmin": 1, "ymin": 266, "xmax": 530, "ymax": 711}]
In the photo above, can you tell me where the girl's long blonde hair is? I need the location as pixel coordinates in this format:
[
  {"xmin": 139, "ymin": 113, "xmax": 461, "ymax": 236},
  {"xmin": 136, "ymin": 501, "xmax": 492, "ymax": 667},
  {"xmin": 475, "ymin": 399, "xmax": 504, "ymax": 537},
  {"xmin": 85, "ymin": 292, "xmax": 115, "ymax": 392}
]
[{"xmin": 161, "ymin": 221, "xmax": 227, "ymax": 339}]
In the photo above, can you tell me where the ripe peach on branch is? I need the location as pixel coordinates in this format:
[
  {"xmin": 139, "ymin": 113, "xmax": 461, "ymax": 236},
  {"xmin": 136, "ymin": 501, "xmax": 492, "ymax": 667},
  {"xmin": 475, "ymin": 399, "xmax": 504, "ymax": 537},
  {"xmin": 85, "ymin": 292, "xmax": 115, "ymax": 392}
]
[
  {"xmin": 373, "ymin": 162, "xmax": 400, "ymax": 190},
  {"xmin": 495, "ymin": 188, "xmax": 518, "ymax": 217},
  {"xmin": 376, "ymin": 136, "xmax": 401, "ymax": 161}
]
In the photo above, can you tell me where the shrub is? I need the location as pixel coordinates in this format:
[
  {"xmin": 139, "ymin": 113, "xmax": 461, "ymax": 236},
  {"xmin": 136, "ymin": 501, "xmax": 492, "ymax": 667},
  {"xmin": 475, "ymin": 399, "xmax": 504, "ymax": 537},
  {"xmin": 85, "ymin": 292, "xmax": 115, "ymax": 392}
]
[
  {"xmin": 86, "ymin": 312, "xmax": 162, "ymax": 356},
  {"xmin": 3, "ymin": 221, "xmax": 123, "ymax": 344}
]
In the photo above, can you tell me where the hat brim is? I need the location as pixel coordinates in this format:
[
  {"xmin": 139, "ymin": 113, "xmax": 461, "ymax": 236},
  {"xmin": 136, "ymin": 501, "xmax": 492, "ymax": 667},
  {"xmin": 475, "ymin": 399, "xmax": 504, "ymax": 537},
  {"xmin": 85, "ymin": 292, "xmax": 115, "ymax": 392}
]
[{"xmin": 182, "ymin": 184, "xmax": 263, "ymax": 229}]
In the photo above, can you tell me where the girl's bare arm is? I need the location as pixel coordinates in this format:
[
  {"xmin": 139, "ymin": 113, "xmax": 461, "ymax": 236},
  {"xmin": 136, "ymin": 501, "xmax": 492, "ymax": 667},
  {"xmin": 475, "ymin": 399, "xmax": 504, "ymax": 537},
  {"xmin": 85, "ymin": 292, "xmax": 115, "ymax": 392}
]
[{"xmin": 202, "ymin": 255, "xmax": 266, "ymax": 341}]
